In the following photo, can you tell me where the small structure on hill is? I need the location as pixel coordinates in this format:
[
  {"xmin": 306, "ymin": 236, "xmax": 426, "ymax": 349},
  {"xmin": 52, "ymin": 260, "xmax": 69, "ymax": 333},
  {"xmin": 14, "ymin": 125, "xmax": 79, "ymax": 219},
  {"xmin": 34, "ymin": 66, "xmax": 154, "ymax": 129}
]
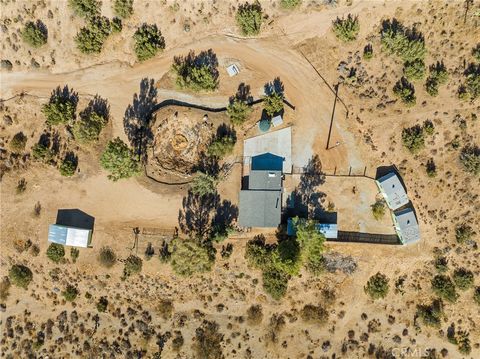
[
  {"xmin": 226, "ymin": 64, "xmax": 240, "ymax": 77},
  {"xmin": 376, "ymin": 172, "xmax": 409, "ymax": 210},
  {"xmin": 271, "ymin": 115, "xmax": 283, "ymax": 128},
  {"xmin": 286, "ymin": 218, "xmax": 338, "ymax": 239},
  {"xmin": 239, "ymin": 128, "xmax": 293, "ymax": 228},
  {"xmin": 393, "ymin": 208, "xmax": 420, "ymax": 245},
  {"xmin": 48, "ymin": 225, "xmax": 92, "ymax": 248}
]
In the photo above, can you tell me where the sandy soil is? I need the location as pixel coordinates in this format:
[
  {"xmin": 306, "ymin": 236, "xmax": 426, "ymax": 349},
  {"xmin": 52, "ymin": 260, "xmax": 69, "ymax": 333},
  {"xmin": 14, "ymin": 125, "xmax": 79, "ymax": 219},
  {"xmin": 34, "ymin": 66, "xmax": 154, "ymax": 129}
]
[{"xmin": 1, "ymin": 0, "xmax": 480, "ymax": 358}]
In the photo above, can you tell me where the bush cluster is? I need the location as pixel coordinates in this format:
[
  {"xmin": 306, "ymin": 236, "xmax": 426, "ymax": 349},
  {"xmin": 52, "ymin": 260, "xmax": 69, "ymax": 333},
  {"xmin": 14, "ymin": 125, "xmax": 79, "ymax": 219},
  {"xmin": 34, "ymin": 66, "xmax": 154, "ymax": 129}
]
[
  {"xmin": 32, "ymin": 143, "xmax": 55, "ymax": 163},
  {"xmin": 172, "ymin": 50, "xmax": 219, "ymax": 91},
  {"xmin": 236, "ymin": 2, "xmax": 263, "ymax": 36},
  {"xmin": 21, "ymin": 21, "xmax": 47, "ymax": 47},
  {"xmin": 9, "ymin": 264, "xmax": 33, "ymax": 289},
  {"xmin": 9, "ymin": 132, "xmax": 27, "ymax": 153},
  {"xmin": 169, "ymin": 239, "xmax": 214, "ymax": 277},
  {"xmin": 455, "ymin": 223, "xmax": 474, "ymax": 243},
  {"xmin": 133, "ymin": 24, "xmax": 165, "ymax": 61},
  {"xmin": 123, "ymin": 255, "xmax": 142, "ymax": 278},
  {"xmin": 393, "ymin": 77, "xmax": 416, "ymax": 106},
  {"xmin": 363, "ymin": 44, "xmax": 373, "ymax": 60},
  {"xmin": 227, "ymin": 98, "xmax": 251, "ymax": 126},
  {"xmin": 452, "ymin": 268, "xmax": 474, "ymax": 290},
  {"xmin": 401, "ymin": 124, "xmax": 425, "ymax": 154},
  {"xmin": 46, "ymin": 243, "xmax": 65, "ymax": 263},
  {"xmin": 403, "ymin": 58, "xmax": 425, "ymax": 81},
  {"xmin": 69, "ymin": 0, "xmax": 100, "ymax": 18},
  {"xmin": 364, "ymin": 272, "xmax": 389, "ymax": 300},
  {"xmin": 425, "ymin": 62, "xmax": 448, "ymax": 96},
  {"xmin": 332, "ymin": 14, "xmax": 359, "ymax": 42},
  {"xmin": 62, "ymin": 285, "xmax": 79, "ymax": 301},
  {"xmin": 431, "ymin": 274, "xmax": 458, "ymax": 303},
  {"xmin": 263, "ymin": 91, "xmax": 284, "ymax": 117},
  {"xmin": 75, "ymin": 16, "xmax": 114, "ymax": 54},
  {"xmin": 98, "ymin": 246, "xmax": 117, "ymax": 267},
  {"xmin": 371, "ymin": 199, "xmax": 386, "ymax": 220},
  {"xmin": 280, "ymin": 0, "xmax": 301, "ymax": 8},
  {"xmin": 380, "ymin": 19, "xmax": 426, "ymax": 62},
  {"xmin": 459, "ymin": 64, "xmax": 480, "ymax": 100},
  {"xmin": 113, "ymin": 0, "xmax": 134, "ymax": 18},
  {"xmin": 100, "ymin": 137, "xmax": 140, "ymax": 181},
  {"xmin": 459, "ymin": 145, "xmax": 480, "ymax": 175},
  {"xmin": 416, "ymin": 299, "xmax": 443, "ymax": 327},
  {"xmin": 207, "ymin": 134, "xmax": 236, "ymax": 159},
  {"xmin": 73, "ymin": 111, "xmax": 107, "ymax": 142},
  {"xmin": 59, "ymin": 156, "xmax": 77, "ymax": 177},
  {"xmin": 42, "ymin": 94, "xmax": 77, "ymax": 126}
]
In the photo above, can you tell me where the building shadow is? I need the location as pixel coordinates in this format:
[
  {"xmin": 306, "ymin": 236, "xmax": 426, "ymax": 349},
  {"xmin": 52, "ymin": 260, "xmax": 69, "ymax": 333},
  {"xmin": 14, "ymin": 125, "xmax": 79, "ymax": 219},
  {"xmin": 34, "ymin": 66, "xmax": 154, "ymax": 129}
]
[{"xmin": 56, "ymin": 209, "xmax": 95, "ymax": 231}]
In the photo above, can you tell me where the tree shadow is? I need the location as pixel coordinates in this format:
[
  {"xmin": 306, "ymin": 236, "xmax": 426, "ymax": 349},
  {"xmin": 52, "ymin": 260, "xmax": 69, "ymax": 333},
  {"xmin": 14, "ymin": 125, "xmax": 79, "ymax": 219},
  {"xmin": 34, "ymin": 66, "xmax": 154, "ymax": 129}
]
[
  {"xmin": 178, "ymin": 190, "xmax": 220, "ymax": 239},
  {"xmin": 193, "ymin": 151, "xmax": 220, "ymax": 177},
  {"xmin": 290, "ymin": 155, "xmax": 327, "ymax": 219},
  {"xmin": 264, "ymin": 77, "xmax": 284, "ymax": 96},
  {"xmin": 50, "ymin": 85, "xmax": 79, "ymax": 108},
  {"xmin": 174, "ymin": 49, "xmax": 219, "ymax": 82},
  {"xmin": 63, "ymin": 151, "xmax": 78, "ymax": 167},
  {"xmin": 229, "ymin": 83, "xmax": 253, "ymax": 104},
  {"xmin": 212, "ymin": 199, "xmax": 239, "ymax": 231},
  {"xmin": 215, "ymin": 123, "xmax": 237, "ymax": 141},
  {"xmin": 36, "ymin": 20, "xmax": 48, "ymax": 39},
  {"xmin": 124, "ymin": 78, "xmax": 157, "ymax": 161},
  {"xmin": 81, "ymin": 95, "xmax": 110, "ymax": 119}
]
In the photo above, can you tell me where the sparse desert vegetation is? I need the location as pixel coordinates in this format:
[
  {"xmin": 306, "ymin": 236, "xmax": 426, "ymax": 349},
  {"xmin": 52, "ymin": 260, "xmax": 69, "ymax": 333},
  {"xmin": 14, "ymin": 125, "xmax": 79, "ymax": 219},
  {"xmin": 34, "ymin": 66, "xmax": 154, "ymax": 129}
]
[{"xmin": 1, "ymin": 1, "xmax": 480, "ymax": 358}]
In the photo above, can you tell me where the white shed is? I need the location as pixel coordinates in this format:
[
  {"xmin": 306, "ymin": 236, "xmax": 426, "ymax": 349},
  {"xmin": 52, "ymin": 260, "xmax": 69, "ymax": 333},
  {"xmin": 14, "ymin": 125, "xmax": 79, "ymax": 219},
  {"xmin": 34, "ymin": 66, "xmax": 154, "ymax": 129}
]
[{"xmin": 226, "ymin": 64, "xmax": 240, "ymax": 77}]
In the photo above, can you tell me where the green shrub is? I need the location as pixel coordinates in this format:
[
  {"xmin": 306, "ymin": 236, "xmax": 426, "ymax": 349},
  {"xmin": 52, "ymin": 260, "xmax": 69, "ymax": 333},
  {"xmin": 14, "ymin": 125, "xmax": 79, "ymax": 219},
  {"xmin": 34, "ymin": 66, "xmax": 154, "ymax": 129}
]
[
  {"xmin": 8, "ymin": 265, "xmax": 33, "ymax": 289},
  {"xmin": 97, "ymin": 296, "xmax": 108, "ymax": 312},
  {"xmin": 431, "ymin": 274, "xmax": 458, "ymax": 303},
  {"xmin": 393, "ymin": 77, "xmax": 416, "ymax": 106},
  {"xmin": 123, "ymin": 255, "xmax": 142, "ymax": 278},
  {"xmin": 100, "ymin": 137, "xmax": 140, "ymax": 181},
  {"xmin": 456, "ymin": 330, "xmax": 472, "ymax": 355},
  {"xmin": 403, "ymin": 59, "xmax": 425, "ymax": 81},
  {"xmin": 263, "ymin": 91, "xmax": 284, "ymax": 117},
  {"xmin": 272, "ymin": 238, "xmax": 302, "ymax": 276},
  {"xmin": 133, "ymin": 24, "xmax": 165, "ymax": 61},
  {"xmin": 364, "ymin": 272, "xmax": 389, "ymax": 299},
  {"xmin": 62, "ymin": 285, "xmax": 78, "ymax": 301},
  {"xmin": 31, "ymin": 143, "xmax": 54, "ymax": 163},
  {"xmin": 402, "ymin": 125, "xmax": 424, "ymax": 154},
  {"xmin": 262, "ymin": 267, "xmax": 289, "ymax": 300},
  {"xmin": 172, "ymin": 50, "xmax": 219, "ymax": 91},
  {"xmin": 332, "ymin": 14, "xmax": 359, "ymax": 42},
  {"xmin": 293, "ymin": 218, "xmax": 325, "ymax": 276},
  {"xmin": 236, "ymin": 1, "xmax": 263, "ymax": 36},
  {"xmin": 190, "ymin": 172, "xmax": 218, "ymax": 196},
  {"xmin": 455, "ymin": 223, "xmax": 474, "ymax": 244},
  {"xmin": 452, "ymin": 268, "xmax": 474, "ymax": 290},
  {"xmin": 425, "ymin": 62, "xmax": 448, "ymax": 97},
  {"xmin": 472, "ymin": 43, "xmax": 480, "ymax": 62},
  {"xmin": 474, "ymin": 287, "xmax": 480, "ymax": 305},
  {"xmin": 16, "ymin": 178, "xmax": 27, "ymax": 194},
  {"xmin": 227, "ymin": 98, "xmax": 251, "ymax": 125},
  {"xmin": 69, "ymin": 0, "xmax": 100, "ymax": 18},
  {"xmin": 59, "ymin": 156, "xmax": 77, "ymax": 177},
  {"xmin": 46, "ymin": 243, "xmax": 65, "ymax": 263},
  {"xmin": 245, "ymin": 235, "xmax": 271, "ymax": 269},
  {"xmin": 193, "ymin": 320, "xmax": 223, "ymax": 359},
  {"xmin": 42, "ymin": 94, "xmax": 76, "ymax": 126},
  {"xmin": 70, "ymin": 247, "xmax": 80, "ymax": 263},
  {"xmin": 246, "ymin": 304, "xmax": 263, "ymax": 325},
  {"xmin": 363, "ymin": 44, "xmax": 373, "ymax": 60},
  {"xmin": 371, "ymin": 199, "xmax": 386, "ymax": 220},
  {"xmin": 207, "ymin": 135, "xmax": 235, "ymax": 158},
  {"xmin": 280, "ymin": 0, "xmax": 301, "ymax": 8},
  {"xmin": 75, "ymin": 16, "xmax": 112, "ymax": 54},
  {"xmin": 459, "ymin": 145, "xmax": 480, "ymax": 175},
  {"xmin": 300, "ymin": 304, "xmax": 328, "ymax": 324},
  {"xmin": 426, "ymin": 158, "xmax": 436, "ymax": 177},
  {"xmin": 73, "ymin": 112, "xmax": 107, "ymax": 142},
  {"xmin": 423, "ymin": 119, "xmax": 435, "ymax": 135},
  {"xmin": 416, "ymin": 299, "xmax": 444, "ymax": 327},
  {"xmin": 98, "ymin": 246, "xmax": 117, "ymax": 267},
  {"xmin": 170, "ymin": 239, "xmax": 214, "ymax": 277},
  {"xmin": 459, "ymin": 64, "xmax": 480, "ymax": 100},
  {"xmin": 113, "ymin": 0, "xmax": 134, "ymax": 18},
  {"xmin": 380, "ymin": 19, "xmax": 426, "ymax": 62},
  {"xmin": 21, "ymin": 21, "xmax": 47, "ymax": 47},
  {"xmin": 9, "ymin": 132, "xmax": 27, "ymax": 153}
]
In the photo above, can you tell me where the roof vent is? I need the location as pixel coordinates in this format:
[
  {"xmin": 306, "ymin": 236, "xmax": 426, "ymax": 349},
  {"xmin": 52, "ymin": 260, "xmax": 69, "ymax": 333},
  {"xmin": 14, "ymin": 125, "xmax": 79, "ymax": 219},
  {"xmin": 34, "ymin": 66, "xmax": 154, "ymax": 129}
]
[
  {"xmin": 268, "ymin": 172, "xmax": 276, "ymax": 178},
  {"xmin": 407, "ymin": 220, "xmax": 410, "ymax": 224}
]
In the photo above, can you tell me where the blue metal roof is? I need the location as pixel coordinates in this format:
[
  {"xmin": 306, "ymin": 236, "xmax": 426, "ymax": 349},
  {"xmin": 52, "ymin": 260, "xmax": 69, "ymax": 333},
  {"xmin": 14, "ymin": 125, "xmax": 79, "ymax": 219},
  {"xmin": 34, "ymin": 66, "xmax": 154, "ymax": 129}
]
[
  {"xmin": 287, "ymin": 218, "xmax": 338, "ymax": 239},
  {"xmin": 48, "ymin": 224, "xmax": 68, "ymax": 245}
]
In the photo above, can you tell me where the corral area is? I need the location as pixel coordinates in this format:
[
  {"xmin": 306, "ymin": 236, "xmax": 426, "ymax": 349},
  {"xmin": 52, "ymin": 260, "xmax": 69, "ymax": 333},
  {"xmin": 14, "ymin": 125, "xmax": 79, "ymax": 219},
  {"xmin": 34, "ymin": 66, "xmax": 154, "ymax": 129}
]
[{"xmin": 1, "ymin": 1, "xmax": 480, "ymax": 358}]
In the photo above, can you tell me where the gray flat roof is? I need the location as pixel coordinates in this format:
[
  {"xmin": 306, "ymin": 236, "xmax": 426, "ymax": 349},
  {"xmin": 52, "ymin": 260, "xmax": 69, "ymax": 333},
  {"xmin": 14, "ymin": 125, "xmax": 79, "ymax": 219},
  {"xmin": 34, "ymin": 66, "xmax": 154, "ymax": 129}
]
[
  {"xmin": 248, "ymin": 170, "xmax": 282, "ymax": 190},
  {"xmin": 394, "ymin": 208, "xmax": 420, "ymax": 244},
  {"xmin": 243, "ymin": 127, "xmax": 292, "ymax": 173},
  {"xmin": 238, "ymin": 190, "xmax": 281, "ymax": 228},
  {"xmin": 377, "ymin": 172, "xmax": 409, "ymax": 210}
]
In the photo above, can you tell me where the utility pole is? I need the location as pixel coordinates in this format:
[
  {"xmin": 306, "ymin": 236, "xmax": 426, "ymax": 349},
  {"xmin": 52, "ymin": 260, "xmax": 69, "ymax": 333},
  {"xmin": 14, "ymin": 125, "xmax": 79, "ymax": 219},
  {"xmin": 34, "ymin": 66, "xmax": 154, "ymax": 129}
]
[{"xmin": 326, "ymin": 82, "xmax": 341, "ymax": 150}]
